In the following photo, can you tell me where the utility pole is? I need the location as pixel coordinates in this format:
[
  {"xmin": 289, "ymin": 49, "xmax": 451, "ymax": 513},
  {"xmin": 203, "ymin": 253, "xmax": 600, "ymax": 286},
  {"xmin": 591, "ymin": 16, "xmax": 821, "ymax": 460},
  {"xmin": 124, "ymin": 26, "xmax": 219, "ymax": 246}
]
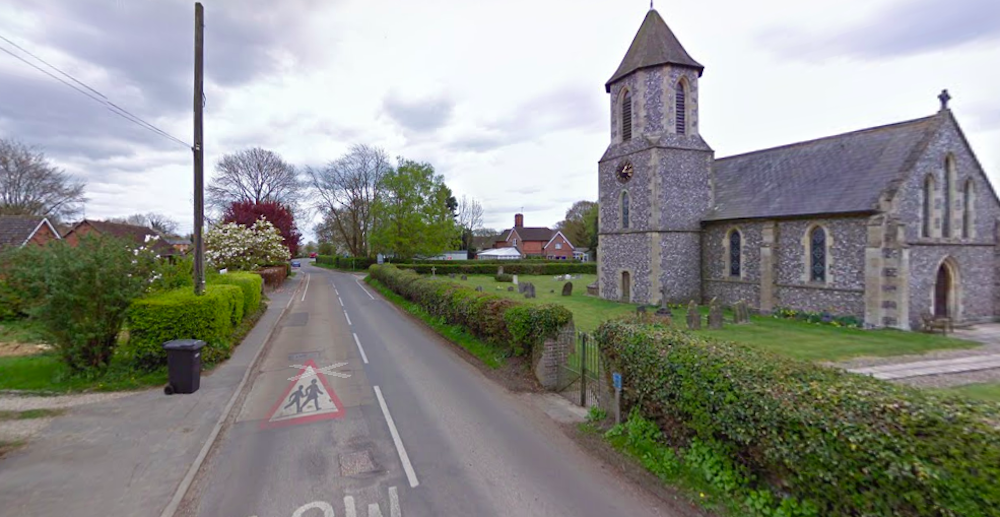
[{"xmin": 193, "ymin": 2, "xmax": 205, "ymax": 295}]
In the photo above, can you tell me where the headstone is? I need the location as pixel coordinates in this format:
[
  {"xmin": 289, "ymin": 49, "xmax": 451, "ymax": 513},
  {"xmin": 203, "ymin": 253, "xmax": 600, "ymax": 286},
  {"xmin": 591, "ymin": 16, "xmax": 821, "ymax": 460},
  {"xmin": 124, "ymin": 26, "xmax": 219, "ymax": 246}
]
[
  {"xmin": 561, "ymin": 282, "xmax": 573, "ymax": 296},
  {"xmin": 655, "ymin": 283, "xmax": 672, "ymax": 319},
  {"xmin": 586, "ymin": 282, "xmax": 599, "ymax": 296},
  {"xmin": 431, "ymin": 266, "xmax": 437, "ymax": 277},
  {"xmin": 512, "ymin": 274, "xmax": 519, "ymax": 286},
  {"xmin": 686, "ymin": 300, "xmax": 701, "ymax": 330},
  {"xmin": 518, "ymin": 282, "xmax": 527, "ymax": 294},
  {"xmin": 564, "ymin": 274, "xmax": 572, "ymax": 281},
  {"xmin": 708, "ymin": 298, "xmax": 724, "ymax": 329},
  {"xmin": 636, "ymin": 305, "xmax": 647, "ymax": 314},
  {"xmin": 475, "ymin": 286, "xmax": 483, "ymax": 292},
  {"xmin": 449, "ymin": 273, "xmax": 456, "ymax": 279},
  {"xmin": 507, "ymin": 286, "xmax": 514, "ymax": 292},
  {"xmin": 497, "ymin": 266, "xmax": 504, "ymax": 276},
  {"xmin": 740, "ymin": 301, "xmax": 751, "ymax": 324},
  {"xmin": 461, "ymin": 275, "xmax": 468, "ymax": 281},
  {"xmin": 524, "ymin": 283, "xmax": 536, "ymax": 299}
]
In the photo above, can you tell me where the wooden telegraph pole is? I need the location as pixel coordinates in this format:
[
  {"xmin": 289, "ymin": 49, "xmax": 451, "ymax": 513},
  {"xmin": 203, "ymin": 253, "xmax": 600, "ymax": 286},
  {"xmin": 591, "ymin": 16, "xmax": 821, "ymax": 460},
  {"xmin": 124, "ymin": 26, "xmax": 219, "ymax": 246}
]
[{"xmin": 193, "ymin": 2, "xmax": 205, "ymax": 294}]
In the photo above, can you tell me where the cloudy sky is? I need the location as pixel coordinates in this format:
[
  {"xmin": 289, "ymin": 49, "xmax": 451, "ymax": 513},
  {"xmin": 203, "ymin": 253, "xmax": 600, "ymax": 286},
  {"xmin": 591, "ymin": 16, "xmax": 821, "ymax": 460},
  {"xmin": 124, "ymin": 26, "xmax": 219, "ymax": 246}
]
[{"xmin": 1, "ymin": 0, "xmax": 998, "ymax": 240}]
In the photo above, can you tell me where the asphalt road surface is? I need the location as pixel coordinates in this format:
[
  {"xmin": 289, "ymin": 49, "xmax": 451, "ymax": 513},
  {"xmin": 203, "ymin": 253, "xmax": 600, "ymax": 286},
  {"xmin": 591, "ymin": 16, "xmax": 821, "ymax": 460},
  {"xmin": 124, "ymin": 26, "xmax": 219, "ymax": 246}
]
[{"xmin": 182, "ymin": 263, "xmax": 671, "ymax": 517}]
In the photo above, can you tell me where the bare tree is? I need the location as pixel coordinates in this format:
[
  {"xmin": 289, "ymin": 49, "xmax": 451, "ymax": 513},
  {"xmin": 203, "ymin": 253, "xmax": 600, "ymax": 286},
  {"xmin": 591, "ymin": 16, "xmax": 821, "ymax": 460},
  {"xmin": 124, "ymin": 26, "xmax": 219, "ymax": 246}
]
[
  {"xmin": 208, "ymin": 147, "xmax": 303, "ymax": 211},
  {"xmin": 0, "ymin": 138, "xmax": 86, "ymax": 222},
  {"xmin": 456, "ymin": 195, "xmax": 484, "ymax": 250},
  {"xmin": 108, "ymin": 212, "xmax": 179, "ymax": 235},
  {"xmin": 307, "ymin": 145, "xmax": 391, "ymax": 257}
]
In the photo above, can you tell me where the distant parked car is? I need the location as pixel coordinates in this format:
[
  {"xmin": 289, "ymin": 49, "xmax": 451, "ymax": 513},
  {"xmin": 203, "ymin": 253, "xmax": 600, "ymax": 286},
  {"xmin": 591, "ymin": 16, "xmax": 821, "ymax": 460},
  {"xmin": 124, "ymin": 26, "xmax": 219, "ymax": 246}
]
[
  {"xmin": 291, "ymin": 260, "xmax": 301, "ymax": 268},
  {"xmin": 309, "ymin": 252, "xmax": 317, "ymax": 258}
]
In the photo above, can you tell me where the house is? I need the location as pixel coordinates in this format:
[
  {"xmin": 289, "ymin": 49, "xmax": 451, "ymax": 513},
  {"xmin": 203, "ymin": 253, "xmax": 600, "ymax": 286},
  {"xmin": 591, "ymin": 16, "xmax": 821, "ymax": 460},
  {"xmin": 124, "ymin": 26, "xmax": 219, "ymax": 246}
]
[
  {"xmin": 573, "ymin": 248, "xmax": 592, "ymax": 262},
  {"xmin": 493, "ymin": 213, "xmax": 575, "ymax": 260},
  {"xmin": 598, "ymin": 9, "xmax": 1000, "ymax": 330},
  {"xmin": 63, "ymin": 219, "xmax": 177, "ymax": 257},
  {"xmin": 477, "ymin": 247, "xmax": 523, "ymax": 260},
  {"xmin": 0, "ymin": 216, "xmax": 61, "ymax": 250},
  {"xmin": 164, "ymin": 236, "xmax": 192, "ymax": 254}
]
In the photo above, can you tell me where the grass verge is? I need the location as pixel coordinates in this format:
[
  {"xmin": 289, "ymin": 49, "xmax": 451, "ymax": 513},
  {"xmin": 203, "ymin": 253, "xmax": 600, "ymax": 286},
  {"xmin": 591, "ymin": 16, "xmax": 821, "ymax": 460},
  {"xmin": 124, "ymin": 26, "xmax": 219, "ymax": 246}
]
[
  {"xmin": 945, "ymin": 382, "xmax": 1000, "ymax": 403},
  {"xmin": 0, "ymin": 408, "xmax": 65, "ymax": 421},
  {"xmin": 0, "ymin": 319, "xmax": 49, "ymax": 345},
  {"xmin": 365, "ymin": 277, "xmax": 506, "ymax": 369}
]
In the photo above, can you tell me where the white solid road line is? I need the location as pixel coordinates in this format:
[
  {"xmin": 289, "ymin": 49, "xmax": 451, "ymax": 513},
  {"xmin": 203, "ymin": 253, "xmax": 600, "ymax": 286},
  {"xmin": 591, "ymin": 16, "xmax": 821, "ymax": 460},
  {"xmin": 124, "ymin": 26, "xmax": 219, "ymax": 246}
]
[
  {"xmin": 345, "ymin": 311, "xmax": 353, "ymax": 326},
  {"xmin": 374, "ymin": 386, "xmax": 420, "ymax": 488},
  {"xmin": 353, "ymin": 332, "xmax": 369, "ymax": 364},
  {"xmin": 301, "ymin": 274, "xmax": 310, "ymax": 302},
  {"xmin": 356, "ymin": 277, "xmax": 375, "ymax": 300}
]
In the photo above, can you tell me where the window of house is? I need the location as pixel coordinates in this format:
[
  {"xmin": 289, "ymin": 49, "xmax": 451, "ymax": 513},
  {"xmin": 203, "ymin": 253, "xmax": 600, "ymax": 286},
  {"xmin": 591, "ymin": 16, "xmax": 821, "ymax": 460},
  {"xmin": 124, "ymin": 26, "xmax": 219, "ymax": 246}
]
[
  {"xmin": 728, "ymin": 229, "xmax": 742, "ymax": 277},
  {"xmin": 809, "ymin": 226, "xmax": 827, "ymax": 283},
  {"xmin": 622, "ymin": 90, "xmax": 633, "ymax": 142},
  {"xmin": 944, "ymin": 155, "xmax": 956, "ymax": 237},
  {"xmin": 963, "ymin": 178, "xmax": 974, "ymax": 239},
  {"xmin": 622, "ymin": 191, "xmax": 630, "ymax": 229},
  {"xmin": 555, "ymin": 243, "xmax": 562, "ymax": 250},
  {"xmin": 922, "ymin": 175, "xmax": 934, "ymax": 238},
  {"xmin": 676, "ymin": 81, "xmax": 687, "ymax": 135}
]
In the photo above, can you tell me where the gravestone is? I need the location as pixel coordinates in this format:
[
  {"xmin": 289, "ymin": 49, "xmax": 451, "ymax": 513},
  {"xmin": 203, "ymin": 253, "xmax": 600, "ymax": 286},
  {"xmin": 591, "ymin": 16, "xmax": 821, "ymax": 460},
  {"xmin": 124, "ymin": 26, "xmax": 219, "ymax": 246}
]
[
  {"xmin": 497, "ymin": 266, "xmax": 504, "ymax": 276},
  {"xmin": 475, "ymin": 286, "xmax": 483, "ymax": 292},
  {"xmin": 523, "ymin": 283, "xmax": 536, "ymax": 299},
  {"xmin": 736, "ymin": 301, "xmax": 751, "ymax": 324},
  {"xmin": 518, "ymin": 283, "xmax": 527, "ymax": 294},
  {"xmin": 461, "ymin": 275, "xmax": 468, "ymax": 281},
  {"xmin": 636, "ymin": 305, "xmax": 647, "ymax": 314},
  {"xmin": 561, "ymin": 282, "xmax": 573, "ymax": 296},
  {"xmin": 655, "ymin": 284, "xmax": 672, "ymax": 319},
  {"xmin": 507, "ymin": 286, "xmax": 515, "ymax": 292},
  {"xmin": 431, "ymin": 266, "xmax": 437, "ymax": 277},
  {"xmin": 708, "ymin": 298, "xmax": 724, "ymax": 330},
  {"xmin": 686, "ymin": 301, "xmax": 701, "ymax": 330},
  {"xmin": 512, "ymin": 274, "xmax": 519, "ymax": 286},
  {"xmin": 448, "ymin": 273, "xmax": 456, "ymax": 279}
]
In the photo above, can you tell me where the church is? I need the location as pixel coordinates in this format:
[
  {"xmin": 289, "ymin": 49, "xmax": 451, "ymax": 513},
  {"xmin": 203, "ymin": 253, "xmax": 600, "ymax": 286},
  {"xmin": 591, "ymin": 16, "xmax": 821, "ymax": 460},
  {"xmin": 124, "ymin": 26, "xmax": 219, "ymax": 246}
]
[{"xmin": 597, "ymin": 9, "xmax": 1000, "ymax": 330}]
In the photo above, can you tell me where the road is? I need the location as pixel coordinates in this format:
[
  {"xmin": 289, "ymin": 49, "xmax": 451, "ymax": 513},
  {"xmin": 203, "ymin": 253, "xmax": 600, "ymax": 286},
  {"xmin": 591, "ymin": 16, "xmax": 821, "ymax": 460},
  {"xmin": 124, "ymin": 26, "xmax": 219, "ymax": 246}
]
[{"xmin": 181, "ymin": 262, "xmax": 670, "ymax": 517}]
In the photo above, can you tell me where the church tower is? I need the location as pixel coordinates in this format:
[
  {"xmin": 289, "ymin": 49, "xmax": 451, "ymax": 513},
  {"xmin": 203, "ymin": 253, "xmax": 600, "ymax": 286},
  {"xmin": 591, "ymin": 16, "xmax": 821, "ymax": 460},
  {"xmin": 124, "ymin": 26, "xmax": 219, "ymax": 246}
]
[{"xmin": 598, "ymin": 9, "xmax": 713, "ymax": 305}]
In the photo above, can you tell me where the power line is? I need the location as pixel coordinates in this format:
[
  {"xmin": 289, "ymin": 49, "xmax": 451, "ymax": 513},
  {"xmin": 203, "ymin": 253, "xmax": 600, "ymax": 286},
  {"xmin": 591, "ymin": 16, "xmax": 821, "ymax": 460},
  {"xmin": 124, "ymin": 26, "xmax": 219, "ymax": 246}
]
[{"xmin": 0, "ymin": 35, "xmax": 192, "ymax": 149}]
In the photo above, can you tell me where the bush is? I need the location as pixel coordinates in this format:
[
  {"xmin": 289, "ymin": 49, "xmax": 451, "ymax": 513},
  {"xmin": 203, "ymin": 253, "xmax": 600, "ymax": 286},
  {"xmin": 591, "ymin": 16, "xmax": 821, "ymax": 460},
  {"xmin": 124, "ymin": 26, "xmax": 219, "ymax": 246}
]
[
  {"xmin": 149, "ymin": 256, "xmax": 194, "ymax": 292},
  {"xmin": 205, "ymin": 218, "xmax": 290, "ymax": 271},
  {"xmin": 397, "ymin": 262, "xmax": 596, "ymax": 275},
  {"xmin": 256, "ymin": 265, "xmax": 287, "ymax": 289},
  {"xmin": 595, "ymin": 318, "xmax": 1000, "ymax": 517},
  {"xmin": 124, "ymin": 284, "xmax": 244, "ymax": 369},
  {"xmin": 210, "ymin": 272, "xmax": 262, "ymax": 315},
  {"xmin": 369, "ymin": 265, "xmax": 572, "ymax": 356},
  {"xmin": 316, "ymin": 255, "xmax": 377, "ymax": 271},
  {"xmin": 0, "ymin": 246, "xmax": 46, "ymax": 320},
  {"xmin": 495, "ymin": 273, "xmax": 513, "ymax": 283}
]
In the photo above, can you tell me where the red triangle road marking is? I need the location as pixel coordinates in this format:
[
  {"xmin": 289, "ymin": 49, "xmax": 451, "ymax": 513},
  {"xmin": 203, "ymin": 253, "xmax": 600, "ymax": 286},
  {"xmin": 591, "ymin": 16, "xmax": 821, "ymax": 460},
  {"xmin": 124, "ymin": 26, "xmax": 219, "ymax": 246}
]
[{"xmin": 260, "ymin": 359, "xmax": 346, "ymax": 429}]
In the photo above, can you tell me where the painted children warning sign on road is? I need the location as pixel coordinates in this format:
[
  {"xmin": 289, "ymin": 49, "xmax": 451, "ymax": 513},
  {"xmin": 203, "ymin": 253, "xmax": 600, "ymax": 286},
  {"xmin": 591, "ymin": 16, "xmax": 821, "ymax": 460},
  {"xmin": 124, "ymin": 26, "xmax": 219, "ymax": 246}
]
[{"xmin": 261, "ymin": 359, "xmax": 346, "ymax": 429}]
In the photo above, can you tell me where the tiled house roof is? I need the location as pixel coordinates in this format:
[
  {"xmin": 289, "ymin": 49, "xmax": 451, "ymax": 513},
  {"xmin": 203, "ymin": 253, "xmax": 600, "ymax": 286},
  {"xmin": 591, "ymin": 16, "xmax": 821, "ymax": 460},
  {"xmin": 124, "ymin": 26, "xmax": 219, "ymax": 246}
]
[
  {"xmin": 513, "ymin": 227, "xmax": 557, "ymax": 241},
  {"xmin": 706, "ymin": 115, "xmax": 940, "ymax": 221},
  {"xmin": 606, "ymin": 9, "xmax": 703, "ymax": 92},
  {"xmin": 67, "ymin": 220, "xmax": 177, "ymax": 255},
  {"xmin": 0, "ymin": 216, "xmax": 46, "ymax": 248}
]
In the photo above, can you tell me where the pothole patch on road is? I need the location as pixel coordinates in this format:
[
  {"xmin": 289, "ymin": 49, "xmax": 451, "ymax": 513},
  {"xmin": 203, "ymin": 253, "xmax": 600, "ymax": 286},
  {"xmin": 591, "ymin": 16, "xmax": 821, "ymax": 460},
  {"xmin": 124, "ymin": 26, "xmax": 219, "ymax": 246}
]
[{"xmin": 339, "ymin": 449, "xmax": 378, "ymax": 477}]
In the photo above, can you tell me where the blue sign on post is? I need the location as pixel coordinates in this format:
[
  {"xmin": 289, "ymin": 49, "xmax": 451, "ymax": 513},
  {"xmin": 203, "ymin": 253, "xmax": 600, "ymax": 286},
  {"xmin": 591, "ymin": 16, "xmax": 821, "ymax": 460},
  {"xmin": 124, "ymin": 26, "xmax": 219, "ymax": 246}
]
[{"xmin": 612, "ymin": 372, "xmax": 622, "ymax": 390}]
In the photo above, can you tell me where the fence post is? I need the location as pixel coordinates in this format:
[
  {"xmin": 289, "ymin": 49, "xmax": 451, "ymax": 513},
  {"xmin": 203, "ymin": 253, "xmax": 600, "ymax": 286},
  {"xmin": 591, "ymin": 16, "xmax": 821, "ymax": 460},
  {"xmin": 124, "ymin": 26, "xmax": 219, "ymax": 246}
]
[{"xmin": 579, "ymin": 333, "xmax": 587, "ymax": 407}]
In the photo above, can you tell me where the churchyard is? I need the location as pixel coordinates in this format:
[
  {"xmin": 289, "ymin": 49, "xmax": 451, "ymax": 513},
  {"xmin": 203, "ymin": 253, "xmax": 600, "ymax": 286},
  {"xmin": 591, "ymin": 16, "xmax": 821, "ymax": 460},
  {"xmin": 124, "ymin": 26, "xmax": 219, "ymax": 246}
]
[{"xmin": 435, "ymin": 273, "xmax": 976, "ymax": 362}]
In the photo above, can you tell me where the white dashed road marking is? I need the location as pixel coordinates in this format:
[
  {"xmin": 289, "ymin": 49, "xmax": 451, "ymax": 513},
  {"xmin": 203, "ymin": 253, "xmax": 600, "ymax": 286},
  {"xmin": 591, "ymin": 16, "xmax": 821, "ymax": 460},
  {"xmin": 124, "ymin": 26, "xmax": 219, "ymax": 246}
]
[
  {"xmin": 345, "ymin": 311, "xmax": 352, "ymax": 326},
  {"xmin": 374, "ymin": 386, "xmax": 419, "ymax": 488},
  {"xmin": 353, "ymin": 333, "xmax": 369, "ymax": 364}
]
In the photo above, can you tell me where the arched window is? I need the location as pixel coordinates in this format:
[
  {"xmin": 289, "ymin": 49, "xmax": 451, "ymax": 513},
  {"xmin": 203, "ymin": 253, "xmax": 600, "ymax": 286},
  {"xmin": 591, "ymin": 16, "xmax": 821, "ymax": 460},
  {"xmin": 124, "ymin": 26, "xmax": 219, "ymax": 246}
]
[
  {"xmin": 963, "ymin": 179, "xmax": 975, "ymax": 239},
  {"xmin": 621, "ymin": 90, "xmax": 633, "ymax": 142},
  {"xmin": 728, "ymin": 229, "xmax": 742, "ymax": 277},
  {"xmin": 944, "ymin": 155, "xmax": 956, "ymax": 237},
  {"xmin": 675, "ymin": 80, "xmax": 687, "ymax": 135},
  {"xmin": 922, "ymin": 175, "xmax": 934, "ymax": 238},
  {"xmin": 809, "ymin": 226, "xmax": 827, "ymax": 283},
  {"xmin": 621, "ymin": 191, "xmax": 630, "ymax": 229}
]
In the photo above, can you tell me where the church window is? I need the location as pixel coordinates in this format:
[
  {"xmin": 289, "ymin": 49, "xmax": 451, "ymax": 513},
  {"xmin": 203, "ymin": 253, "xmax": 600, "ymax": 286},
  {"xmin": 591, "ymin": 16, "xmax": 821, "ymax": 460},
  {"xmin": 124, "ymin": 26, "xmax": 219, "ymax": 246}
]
[
  {"xmin": 728, "ymin": 229, "xmax": 742, "ymax": 277},
  {"xmin": 622, "ymin": 90, "xmax": 633, "ymax": 142},
  {"xmin": 922, "ymin": 175, "xmax": 934, "ymax": 238},
  {"xmin": 963, "ymin": 178, "xmax": 975, "ymax": 239},
  {"xmin": 944, "ymin": 155, "xmax": 956, "ymax": 237},
  {"xmin": 622, "ymin": 191, "xmax": 630, "ymax": 229},
  {"xmin": 675, "ymin": 80, "xmax": 687, "ymax": 135},
  {"xmin": 809, "ymin": 226, "xmax": 827, "ymax": 283}
]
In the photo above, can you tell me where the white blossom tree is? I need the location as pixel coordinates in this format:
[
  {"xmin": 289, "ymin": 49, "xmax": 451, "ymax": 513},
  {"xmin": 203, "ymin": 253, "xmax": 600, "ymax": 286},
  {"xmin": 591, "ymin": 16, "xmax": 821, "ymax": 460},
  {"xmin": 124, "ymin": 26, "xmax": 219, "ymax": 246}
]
[{"xmin": 205, "ymin": 218, "xmax": 290, "ymax": 271}]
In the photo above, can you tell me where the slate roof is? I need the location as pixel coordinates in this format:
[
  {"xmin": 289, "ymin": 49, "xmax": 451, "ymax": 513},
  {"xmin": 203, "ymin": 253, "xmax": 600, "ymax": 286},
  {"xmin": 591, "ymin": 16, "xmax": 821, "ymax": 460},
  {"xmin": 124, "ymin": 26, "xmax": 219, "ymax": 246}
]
[
  {"xmin": 0, "ymin": 216, "xmax": 45, "ymax": 248},
  {"xmin": 70, "ymin": 220, "xmax": 177, "ymax": 255},
  {"xmin": 606, "ymin": 9, "xmax": 704, "ymax": 92},
  {"xmin": 705, "ymin": 114, "xmax": 941, "ymax": 222},
  {"xmin": 513, "ymin": 227, "xmax": 557, "ymax": 242}
]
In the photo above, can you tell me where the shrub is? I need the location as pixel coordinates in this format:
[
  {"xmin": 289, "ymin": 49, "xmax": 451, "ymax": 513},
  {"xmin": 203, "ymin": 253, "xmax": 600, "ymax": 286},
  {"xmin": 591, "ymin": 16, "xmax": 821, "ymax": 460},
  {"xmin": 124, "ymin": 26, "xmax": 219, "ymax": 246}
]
[
  {"xmin": 205, "ymin": 218, "xmax": 290, "ymax": 271},
  {"xmin": 210, "ymin": 272, "xmax": 262, "ymax": 315},
  {"xmin": 315, "ymin": 255, "xmax": 377, "ymax": 271},
  {"xmin": 495, "ymin": 273, "xmax": 513, "ymax": 283},
  {"xmin": 149, "ymin": 256, "xmax": 194, "ymax": 292},
  {"xmin": 595, "ymin": 318, "xmax": 1000, "ymax": 517},
  {"xmin": 398, "ymin": 262, "xmax": 596, "ymax": 275},
  {"xmin": 370, "ymin": 265, "xmax": 572, "ymax": 356},
  {"xmin": 0, "ymin": 245, "xmax": 47, "ymax": 320},
  {"xmin": 124, "ymin": 284, "xmax": 243, "ymax": 369},
  {"xmin": 256, "ymin": 265, "xmax": 287, "ymax": 289}
]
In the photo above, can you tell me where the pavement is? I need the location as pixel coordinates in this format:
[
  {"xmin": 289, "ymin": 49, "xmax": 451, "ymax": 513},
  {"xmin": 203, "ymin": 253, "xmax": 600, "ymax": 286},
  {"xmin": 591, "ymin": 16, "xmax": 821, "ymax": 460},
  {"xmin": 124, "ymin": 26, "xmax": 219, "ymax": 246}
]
[
  {"xmin": 0, "ymin": 274, "xmax": 301, "ymax": 517},
  {"xmin": 0, "ymin": 263, "xmax": 674, "ymax": 517}
]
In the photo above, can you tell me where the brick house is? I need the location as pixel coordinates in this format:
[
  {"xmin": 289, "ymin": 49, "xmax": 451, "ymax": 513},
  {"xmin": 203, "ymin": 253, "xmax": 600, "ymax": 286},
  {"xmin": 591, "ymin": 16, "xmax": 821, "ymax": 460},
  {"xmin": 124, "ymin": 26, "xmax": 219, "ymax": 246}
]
[
  {"xmin": 63, "ymin": 219, "xmax": 178, "ymax": 257},
  {"xmin": 494, "ymin": 213, "xmax": 575, "ymax": 260},
  {"xmin": 0, "ymin": 216, "xmax": 61, "ymax": 250}
]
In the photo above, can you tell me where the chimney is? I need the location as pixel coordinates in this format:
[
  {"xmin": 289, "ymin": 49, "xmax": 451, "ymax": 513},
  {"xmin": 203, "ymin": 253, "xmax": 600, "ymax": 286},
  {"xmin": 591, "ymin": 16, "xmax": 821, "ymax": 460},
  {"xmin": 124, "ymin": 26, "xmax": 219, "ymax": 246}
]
[{"xmin": 514, "ymin": 213, "xmax": 524, "ymax": 227}]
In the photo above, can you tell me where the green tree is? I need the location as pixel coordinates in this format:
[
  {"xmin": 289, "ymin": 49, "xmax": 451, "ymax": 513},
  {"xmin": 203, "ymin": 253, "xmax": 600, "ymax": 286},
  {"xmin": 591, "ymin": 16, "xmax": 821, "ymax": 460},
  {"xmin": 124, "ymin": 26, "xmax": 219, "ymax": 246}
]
[
  {"xmin": 556, "ymin": 200, "xmax": 599, "ymax": 251},
  {"xmin": 371, "ymin": 160, "xmax": 458, "ymax": 260}
]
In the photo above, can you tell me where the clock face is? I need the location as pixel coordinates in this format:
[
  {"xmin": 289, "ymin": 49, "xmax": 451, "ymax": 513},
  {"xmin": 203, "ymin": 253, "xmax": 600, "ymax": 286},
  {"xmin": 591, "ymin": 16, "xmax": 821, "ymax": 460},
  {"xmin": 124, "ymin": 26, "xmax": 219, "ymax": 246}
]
[{"xmin": 617, "ymin": 162, "xmax": 634, "ymax": 183}]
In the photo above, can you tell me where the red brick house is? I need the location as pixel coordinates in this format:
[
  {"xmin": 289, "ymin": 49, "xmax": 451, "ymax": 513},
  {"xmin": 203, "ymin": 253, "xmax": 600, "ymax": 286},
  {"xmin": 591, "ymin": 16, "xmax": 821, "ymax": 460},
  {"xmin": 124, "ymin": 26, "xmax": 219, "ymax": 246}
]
[
  {"xmin": 493, "ymin": 214, "xmax": 575, "ymax": 259},
  {"xmin": 0, "ymin": 216, "xmax": 61, "ymax": 250},
  {"xmin": 63, "ymin": 219, "xmax": 178, "ymax": 256}
]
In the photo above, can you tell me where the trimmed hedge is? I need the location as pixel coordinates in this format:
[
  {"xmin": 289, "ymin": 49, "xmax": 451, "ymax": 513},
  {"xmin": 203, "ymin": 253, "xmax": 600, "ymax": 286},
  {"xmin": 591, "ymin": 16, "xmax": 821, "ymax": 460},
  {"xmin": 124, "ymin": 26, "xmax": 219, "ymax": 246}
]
[
  {"xmin": 316, "ymin": 255, "xmax": 377, "ymax": 271},
  {"xmin": 415, "ymin": 258, "xmax": 582, "ymax": 265},
  {"xmin": 370, "ymin": 265, "xmax": 572, "ymax": 355},
  {"xmin": 211, "ymin": 272, "xmax": 262, "ymax": 315},
  {"xmin": 124, "ymin": 284, "xmax": 244, "ymax": 368},
  {"xmin": 596, "ymin": 318, "xmax": 1000, "ymax": 517},
  {"xmin": 256, "ymin": 265, "xmax": 287, "ymax": 289},
  {"xmin": 398, "ymin": 263, "xmax": 595, "ymax": 276}
]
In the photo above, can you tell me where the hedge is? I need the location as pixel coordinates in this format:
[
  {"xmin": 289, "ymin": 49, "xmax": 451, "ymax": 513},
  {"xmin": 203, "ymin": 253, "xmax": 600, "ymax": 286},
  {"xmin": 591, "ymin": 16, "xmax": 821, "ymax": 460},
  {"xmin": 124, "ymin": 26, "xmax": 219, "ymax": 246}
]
[
  {"xmin": 595, "ymin": 318, "xmax": 1000, "ymax": 517},
  {"xmin": 414, "ymin": 258, "xmax": 582, "ymax": 265},
  {"xmin": 211, "ymin": 272, "xmax": 262, "ymax": 315},
  {"xmin": 256, "ymin": 265, "xmax": 287, "ymax": 289},
  {"xmin": 397, "ymin": 263, "xmax": 596, "ymax": 276},
  {"xmin": 316, "ymin": 255, "xmax": 377, "ymax": 271},
  {"xmin": 369, "ymin": 265, "xmax": 572, "ymax": 355},
  {"xmin": 124, "ymin": 284, "xmax": 244, "ymax": 368}
]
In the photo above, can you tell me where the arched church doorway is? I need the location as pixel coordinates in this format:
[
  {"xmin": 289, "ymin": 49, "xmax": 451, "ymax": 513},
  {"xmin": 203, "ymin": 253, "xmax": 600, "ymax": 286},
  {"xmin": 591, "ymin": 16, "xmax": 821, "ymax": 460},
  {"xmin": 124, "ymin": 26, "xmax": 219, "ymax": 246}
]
[
  {"xmin": 933, "ymin": 260, "xmax": 959, "ymax": 318},
  {"xmin": 621, "ymin": 271, "xmax": 631, "ymax": 303}
]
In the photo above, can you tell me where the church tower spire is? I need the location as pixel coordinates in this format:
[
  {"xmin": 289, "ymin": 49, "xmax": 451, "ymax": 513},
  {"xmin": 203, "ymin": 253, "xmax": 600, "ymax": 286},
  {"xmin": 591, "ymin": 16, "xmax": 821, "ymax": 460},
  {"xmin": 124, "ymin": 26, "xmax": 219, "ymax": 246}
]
[{"xmin": 605, "ymin": 9, "xmax": 703, "ymax": 93}]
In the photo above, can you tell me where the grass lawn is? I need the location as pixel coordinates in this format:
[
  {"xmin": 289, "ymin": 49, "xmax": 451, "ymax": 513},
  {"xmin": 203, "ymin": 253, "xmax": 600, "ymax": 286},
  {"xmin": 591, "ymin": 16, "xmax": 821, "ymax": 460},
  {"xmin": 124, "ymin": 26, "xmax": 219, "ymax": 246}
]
[
  {"xmin": 434, "ymin": 274, "xmax": 977, "ymax": 362},
  {"xmin": 0, "ymin": 353, "xmax": 167, "ymax": 393},
  {"xmin": 946, "ymin": 383, "xmax": 1000, "ymax": 404},
  {"xmin": 0, "ymin": 319, "xmax": 49, "ymax": 345}
]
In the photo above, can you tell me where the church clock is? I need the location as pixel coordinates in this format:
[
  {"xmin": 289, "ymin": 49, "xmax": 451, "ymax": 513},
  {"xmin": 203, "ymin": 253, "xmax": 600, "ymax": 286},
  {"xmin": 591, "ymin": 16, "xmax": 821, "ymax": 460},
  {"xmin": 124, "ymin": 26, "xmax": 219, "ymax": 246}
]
[{"xmin": 617, "ymin": 162, "xmax": 634, "ymax": 183}]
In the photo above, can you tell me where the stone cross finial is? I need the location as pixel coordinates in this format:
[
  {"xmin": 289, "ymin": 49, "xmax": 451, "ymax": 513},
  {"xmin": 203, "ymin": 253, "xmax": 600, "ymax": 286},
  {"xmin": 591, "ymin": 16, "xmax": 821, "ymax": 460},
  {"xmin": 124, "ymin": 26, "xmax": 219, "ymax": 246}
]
[{"xmin": 938, "ymin": 89, "xmax": 951, "ymax": 111}]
